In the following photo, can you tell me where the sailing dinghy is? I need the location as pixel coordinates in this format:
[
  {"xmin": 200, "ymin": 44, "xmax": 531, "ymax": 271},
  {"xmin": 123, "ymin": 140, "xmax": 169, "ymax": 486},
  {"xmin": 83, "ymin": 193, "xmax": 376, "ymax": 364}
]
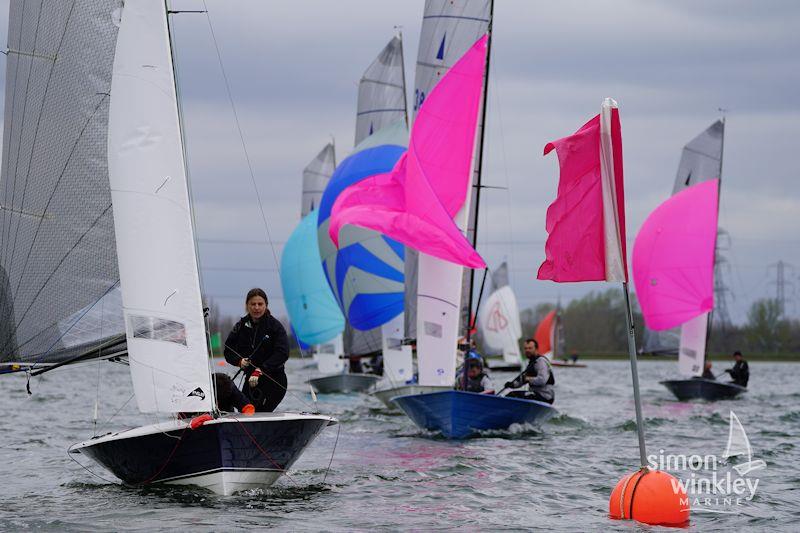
[
  {"xmin": 328, "ymin": 2, "xmax": 555, "ymax": 438},
  {"xmin": 634, "ymin": 121, "xmax": 744, "ymax": 401},
  {"xmin": 0, "ymin": 1, "xmax": 334, "ymax": 494},
  {"xmin": 534, "ymin": 309, "xmax": 585, "ymax": 368}
]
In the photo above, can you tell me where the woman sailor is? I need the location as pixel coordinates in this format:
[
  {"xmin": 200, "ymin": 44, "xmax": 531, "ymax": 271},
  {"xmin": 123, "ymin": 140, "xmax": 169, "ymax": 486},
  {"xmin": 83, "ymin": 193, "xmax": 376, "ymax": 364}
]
[{"xmin": 224, "ymin": 288, "xmax": 289, "ymax": 412}]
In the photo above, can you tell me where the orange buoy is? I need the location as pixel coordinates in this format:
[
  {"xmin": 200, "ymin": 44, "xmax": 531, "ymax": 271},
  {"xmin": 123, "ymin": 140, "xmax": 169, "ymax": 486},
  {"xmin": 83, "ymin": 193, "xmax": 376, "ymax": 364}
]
[
  {"xmin": 609, "ymin": 469, "xmax": 689, "ymax": 527},
  {"xmin": 241, "ymin": 404, "xmax": 255, "ymax": 415}
]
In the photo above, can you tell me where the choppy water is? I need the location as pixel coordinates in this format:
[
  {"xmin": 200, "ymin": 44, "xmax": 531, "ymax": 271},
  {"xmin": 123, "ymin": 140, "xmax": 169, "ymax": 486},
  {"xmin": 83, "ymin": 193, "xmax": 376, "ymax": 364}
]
[{"xmin": 1, "ymin": 359, "xmax": 798, "ymax": 531}]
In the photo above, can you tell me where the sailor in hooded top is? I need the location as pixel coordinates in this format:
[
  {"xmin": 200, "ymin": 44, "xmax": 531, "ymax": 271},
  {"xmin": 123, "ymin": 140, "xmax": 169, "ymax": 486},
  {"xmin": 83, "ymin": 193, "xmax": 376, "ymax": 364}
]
[{"xmin": 224, "ymin": 288, "xmax": 289, "ymax": 412}]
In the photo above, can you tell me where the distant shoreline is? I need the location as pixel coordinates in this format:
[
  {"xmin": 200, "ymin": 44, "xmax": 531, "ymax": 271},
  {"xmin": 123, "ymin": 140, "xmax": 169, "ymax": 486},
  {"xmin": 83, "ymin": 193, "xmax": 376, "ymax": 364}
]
[{"xmin": 549, "ymin": 353, "xmax": 800, "ymax": 362}]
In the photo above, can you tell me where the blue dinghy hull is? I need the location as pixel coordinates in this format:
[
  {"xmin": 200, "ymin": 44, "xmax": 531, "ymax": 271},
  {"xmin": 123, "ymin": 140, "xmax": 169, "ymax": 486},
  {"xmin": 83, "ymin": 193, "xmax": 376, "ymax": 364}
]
[
  {"xmin": 660, "ymin": 378, "xmax": 746, "ymax": 401},
  {"xmin": 392, "ymin": 390, "xmax": 556, "ymax": 439}
]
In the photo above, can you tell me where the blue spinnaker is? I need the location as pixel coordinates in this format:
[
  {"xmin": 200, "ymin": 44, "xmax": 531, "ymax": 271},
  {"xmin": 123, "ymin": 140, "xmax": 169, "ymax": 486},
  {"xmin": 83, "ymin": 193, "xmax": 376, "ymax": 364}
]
[{"xmin": 281, "ymin": 211, "xmax": 344, "ymax": 345}]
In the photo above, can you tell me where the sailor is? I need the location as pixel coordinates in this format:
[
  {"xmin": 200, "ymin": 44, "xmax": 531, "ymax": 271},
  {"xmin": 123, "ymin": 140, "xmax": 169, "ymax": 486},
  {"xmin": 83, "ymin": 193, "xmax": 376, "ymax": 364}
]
[
  {"xmin": 701, "ymin": 361, "xmax": 715, "ymax": 380},
  {"xmin": 504, "ymin": 338, "xmax": 555, "ymax": 404},
  {"xmin": 724, "ymin": 351, "xmax": 749, "ymax": 387},
  {"xmin": 224, "ymin": 288, "xmax": 289, "ymax": 412},
  {"xmin": 213, "ymin": 373, "xmax": 254, "ymax": 414},
  {"xmin": 455, "ymin": 353, "xmax": 494, "ymax": 394}
]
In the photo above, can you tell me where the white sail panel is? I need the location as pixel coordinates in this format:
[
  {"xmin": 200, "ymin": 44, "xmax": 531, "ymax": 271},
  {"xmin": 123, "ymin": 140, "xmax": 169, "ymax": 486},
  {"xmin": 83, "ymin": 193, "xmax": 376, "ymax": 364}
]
[
  {"xmin": 478, "ymin": 286, "xmax": 521, "ymax": 363},
  {"xmin": 672, "ymin": 120, "xmax": 724, "ymax": 194},
  {"xmin": 381, "ymin": 313, "xmax": 413, "ymax": 384},
  {"xmin": 316, "ymin": 334, "xmax": 345, "ymax": 375},
  {"xmin": 302, "ymin": 143, "xmax": 335, "ymax": 217},
  {"xmin": 108, "ymin": 0, "xmax": 211, "ymax": 413},
  {"xmin": 355, "ymin": 36, "xmax": 406, "ymax": 145},
  {"xmin": 678, "ymin": 312, "xmax": 708, "ymax": 377}
]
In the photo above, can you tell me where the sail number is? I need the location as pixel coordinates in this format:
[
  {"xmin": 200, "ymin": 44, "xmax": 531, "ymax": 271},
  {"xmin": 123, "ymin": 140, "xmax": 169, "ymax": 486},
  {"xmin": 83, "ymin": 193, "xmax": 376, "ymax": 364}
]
[{"xmin": 414, "ymin": 89, "xmax": 426, "ymax": 111}]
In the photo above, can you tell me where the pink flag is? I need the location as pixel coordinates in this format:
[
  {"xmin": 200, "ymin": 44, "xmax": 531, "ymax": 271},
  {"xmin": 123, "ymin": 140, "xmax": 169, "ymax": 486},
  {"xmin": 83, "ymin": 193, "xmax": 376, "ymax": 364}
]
[
  {"xmin": 328, "ymin": 36, "xmax": 488, "ymax": 269},
  {"xmin": 633, "ymin": 179, "xmax": 719, "ymax": 331},
  {"xmin": 538, "ymin": 99, "xmax": 627, "ymax": 282}
]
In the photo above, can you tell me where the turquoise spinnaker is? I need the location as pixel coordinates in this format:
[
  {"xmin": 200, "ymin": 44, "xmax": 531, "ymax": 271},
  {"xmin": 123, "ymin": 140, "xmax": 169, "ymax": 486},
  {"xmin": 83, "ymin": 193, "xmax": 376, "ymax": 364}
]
[{"xmin": 281, "ymin": 210, "xmax": 345, "ymax": 345}]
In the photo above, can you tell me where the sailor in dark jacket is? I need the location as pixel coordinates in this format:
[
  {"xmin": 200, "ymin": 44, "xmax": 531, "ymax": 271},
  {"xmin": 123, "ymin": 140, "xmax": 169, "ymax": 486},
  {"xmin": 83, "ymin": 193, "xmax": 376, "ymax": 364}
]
[
  {"xmin": 724, "ymin": 351, "xmax": 749, "ymax": 387},
  {"xmin": 224, "ymin": 288, "xmax": 289, "ymax": 412}
]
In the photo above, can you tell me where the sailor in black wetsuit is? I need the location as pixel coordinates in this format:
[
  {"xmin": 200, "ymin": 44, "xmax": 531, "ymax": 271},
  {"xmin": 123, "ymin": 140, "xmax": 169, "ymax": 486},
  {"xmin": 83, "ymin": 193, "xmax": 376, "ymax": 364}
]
[
  {"xmin": 724, "ymin": 351, "xmax": 749, "ymax": 387},
  {"xmin": 212, "ymin": 373, "xmax": 253, "ymax": 413},
  {"xmin": 455, "ymin": 354, "xmax": 494, "ymax": 394},
  {"xmin": 224, "ymin": 288, "xmax": 289, "ymax": 412}
]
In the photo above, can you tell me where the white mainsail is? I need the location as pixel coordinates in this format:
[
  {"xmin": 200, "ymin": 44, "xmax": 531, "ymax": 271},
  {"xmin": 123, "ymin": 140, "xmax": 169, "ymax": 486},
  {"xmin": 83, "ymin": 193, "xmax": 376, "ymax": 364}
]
[
  {"xmin": 355, "ymin": 36, "xmax": 406, "ymax": 146},
  {"xmin": 413, "ymin": 0, "xmax": 491, "ymax": 386},
  {"xmin": 108, "ymin": 0, "xmax": 212, "ymax": 413}
]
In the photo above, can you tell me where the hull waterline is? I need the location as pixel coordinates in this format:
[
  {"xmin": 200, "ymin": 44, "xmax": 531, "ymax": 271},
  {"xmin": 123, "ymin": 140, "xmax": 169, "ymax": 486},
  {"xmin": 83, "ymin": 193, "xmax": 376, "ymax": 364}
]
[
  {"xmin": 307, "ymin": 373, "xmax": 380, "ymax": 393},
  {"xmin": 69, "ymin": 412, "xmax": 336, "ymax": 495},
  {"xmin": 660, "ymin": 378, "xmax": 746, "ymax": 401},
  {"xmin": 393, "ymin": 390, "xmax": 557, "ymax": 439}
]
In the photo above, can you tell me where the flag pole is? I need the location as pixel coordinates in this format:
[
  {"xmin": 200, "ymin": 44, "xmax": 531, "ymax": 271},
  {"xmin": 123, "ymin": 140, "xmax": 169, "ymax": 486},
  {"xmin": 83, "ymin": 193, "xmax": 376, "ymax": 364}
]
[{"xmin": 622, "ymin": 281, "xmax": 647, "ymax": 468}]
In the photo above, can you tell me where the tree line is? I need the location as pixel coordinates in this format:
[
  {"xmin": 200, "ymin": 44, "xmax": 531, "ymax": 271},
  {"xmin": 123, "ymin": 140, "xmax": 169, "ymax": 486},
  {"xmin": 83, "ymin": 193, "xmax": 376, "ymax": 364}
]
[{"xmin": 515, "ymin": 289, "xmax": 800, "ymax": 356}]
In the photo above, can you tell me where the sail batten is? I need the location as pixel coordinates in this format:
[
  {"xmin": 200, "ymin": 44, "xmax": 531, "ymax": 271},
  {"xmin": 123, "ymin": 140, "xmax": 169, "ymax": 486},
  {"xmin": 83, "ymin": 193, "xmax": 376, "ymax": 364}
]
[{"xmin": 0, "ymin": 0, "xmax": 125, "ymax": 368}]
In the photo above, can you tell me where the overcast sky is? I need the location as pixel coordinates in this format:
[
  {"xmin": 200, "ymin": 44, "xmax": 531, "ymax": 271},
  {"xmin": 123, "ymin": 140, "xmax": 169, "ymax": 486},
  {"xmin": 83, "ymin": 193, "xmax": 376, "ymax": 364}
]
[{"xmin": 2, "ymin": 0, "xmax": 799, "ymax": 324}]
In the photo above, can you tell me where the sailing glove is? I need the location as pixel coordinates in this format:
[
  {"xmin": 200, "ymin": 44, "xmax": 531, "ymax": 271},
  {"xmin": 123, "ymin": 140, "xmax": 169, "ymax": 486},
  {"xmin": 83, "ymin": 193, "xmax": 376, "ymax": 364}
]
[{"xmin": 248, "ymin": 369, "xmax": 262, "ymax": 388}]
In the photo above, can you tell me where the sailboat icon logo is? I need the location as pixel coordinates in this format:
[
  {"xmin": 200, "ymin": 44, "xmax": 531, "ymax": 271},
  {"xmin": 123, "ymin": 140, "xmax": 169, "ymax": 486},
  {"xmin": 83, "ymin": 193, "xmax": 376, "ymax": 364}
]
[
  {"xmin": 486, "ymin": 301, "xmax": 509, "ymax": 332},
  {"xmin": 723, "ymin": 411, "xmax": 766, "ymax": 476}
]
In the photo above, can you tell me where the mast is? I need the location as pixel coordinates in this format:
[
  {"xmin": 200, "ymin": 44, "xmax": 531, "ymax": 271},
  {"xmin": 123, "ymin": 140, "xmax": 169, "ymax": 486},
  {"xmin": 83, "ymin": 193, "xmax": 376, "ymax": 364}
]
[
  {"xmin": 704, "ymin": 113, "xmax": 725, "ymax": 359},
  {"xmin": 397, "ymin": 28, "xmax": 410, "ymax": 130},
  {"xmin": 164, "ymin": 1, "xmax": 217, "ymax": 411},
  {"xmin": 465, "ymin": 0, "xmax": 494, "ymax": 343}
]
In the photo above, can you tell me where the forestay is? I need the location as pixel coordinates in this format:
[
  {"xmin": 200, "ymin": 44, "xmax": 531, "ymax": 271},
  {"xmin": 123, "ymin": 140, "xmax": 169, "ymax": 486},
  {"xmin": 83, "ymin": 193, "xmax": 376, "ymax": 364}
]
[
  {"xmin": 0, "ymin": 0, "xmax": 124, "ymax": 369},
  {"xmin": 107, "ymin": 0, "xmax": 211, "ymax": 413}
]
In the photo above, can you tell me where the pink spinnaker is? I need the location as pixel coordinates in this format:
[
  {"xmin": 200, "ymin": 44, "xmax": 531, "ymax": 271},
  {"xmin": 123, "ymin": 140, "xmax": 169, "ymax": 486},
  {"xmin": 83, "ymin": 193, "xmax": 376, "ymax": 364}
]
[
  {"xmin": 329, "ymin": 36, "xmax": 488, "ymax": 269},
  {"xmin": 537, "ymin": 105, "xmax": 627, "ymax": 282},
  {"xmin": 632, "ymin": 179, "xmax": 719, "ymax": 331}
]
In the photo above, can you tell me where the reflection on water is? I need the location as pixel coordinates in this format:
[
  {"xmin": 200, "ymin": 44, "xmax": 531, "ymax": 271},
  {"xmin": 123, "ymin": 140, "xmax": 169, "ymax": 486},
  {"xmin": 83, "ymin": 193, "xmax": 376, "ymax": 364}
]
[{"xmin": 2, "ymin": 359, "xmax": 798, "ymax": 531}]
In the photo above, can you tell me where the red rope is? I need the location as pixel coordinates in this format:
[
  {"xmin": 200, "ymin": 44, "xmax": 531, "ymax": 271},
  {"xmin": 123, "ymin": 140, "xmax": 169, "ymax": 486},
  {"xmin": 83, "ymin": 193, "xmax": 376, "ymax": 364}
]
[
  {"xmin": 234, "ymin": 418, "xmax": 297, "ymax": 485},
  {"xmin": 134, "ymin": 428, "xmax": 188, "ymax": 486}
]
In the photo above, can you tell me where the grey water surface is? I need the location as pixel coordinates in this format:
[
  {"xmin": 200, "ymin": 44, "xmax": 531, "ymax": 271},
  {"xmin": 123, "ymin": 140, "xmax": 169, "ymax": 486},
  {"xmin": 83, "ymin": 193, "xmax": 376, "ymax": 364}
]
[{"xmin": 1, "ymin": 359, "xmax": 798, "ymax": 532}]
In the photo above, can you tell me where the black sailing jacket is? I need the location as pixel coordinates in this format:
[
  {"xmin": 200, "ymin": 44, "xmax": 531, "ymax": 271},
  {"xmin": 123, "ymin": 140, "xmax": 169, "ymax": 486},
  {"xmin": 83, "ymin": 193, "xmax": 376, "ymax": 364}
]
[{"xmin": 224, "ymin": 313, "xmax": 288, "ymax": 375}]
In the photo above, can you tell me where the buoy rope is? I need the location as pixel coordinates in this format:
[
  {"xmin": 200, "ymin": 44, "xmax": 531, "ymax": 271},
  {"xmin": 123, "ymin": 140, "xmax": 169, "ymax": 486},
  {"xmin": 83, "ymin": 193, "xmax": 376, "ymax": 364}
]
[
  {"xmin": 234, "ymin": 418, "xmax": 297, "ymax": 486},
  {"xmin": 627, "ymin": 468, "xmax": 650, "ymax": 521},
  {"xmin": 617, "ymin": 471, "xmax": 637, "ymax": 519}
]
